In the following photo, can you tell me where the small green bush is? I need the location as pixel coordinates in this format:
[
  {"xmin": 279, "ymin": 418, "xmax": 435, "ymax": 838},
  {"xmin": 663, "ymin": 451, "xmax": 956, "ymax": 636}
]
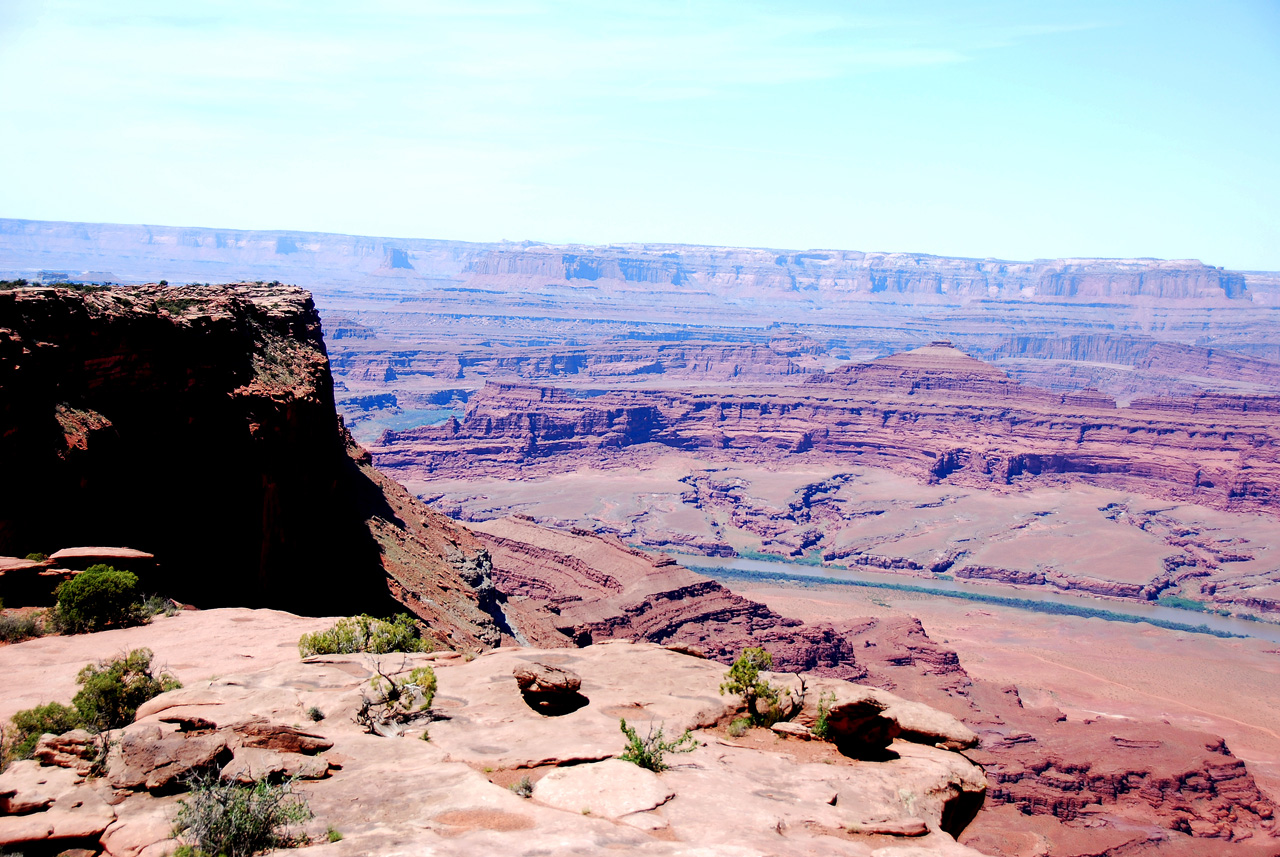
[
  {"xmin": 54, "ymin": 564, "xmax": 143, "ymax": 633},
  {"xmin": 23, "ymin": 552, "xmax": 47, "ymax": 562},
  {"xmin": 726, "ymin": 717, "xmax": 750, "ymax": 738},
  {"xmin": 73, "ymin": 647, "xmax": 181, "ymax": 731},
  {"xmin": 618, "ymin": 718, "xmax": 697, "ymax": 772},
  {"xmin": 297, "ymin": 614, "xmax": 429, "ymax": 657},
  {"xmin": 719, "ymin": 647, "xmax": 782, "ymax": 726},
  {"xmin": 7, "ymin": 702, "xmax": 82, "ymax": 761},
  {"xmin": 509, "ymin": 776, "xmax": 534, "ymax": 798},
  {"xmin": 305, "ymin": 706, "xmax": 325, "ymax": 722},
  {"xmin": 171, "ymin": 771, "xmax": 312, "ymax": 857},
  {"xmin": 326, "ymin": 826, "xmax": 343, "ymax": 843}
]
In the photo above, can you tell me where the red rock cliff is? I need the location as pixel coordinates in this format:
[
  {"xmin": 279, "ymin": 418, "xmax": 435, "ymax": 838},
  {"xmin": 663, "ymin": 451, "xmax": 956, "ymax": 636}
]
[{"xmin": 0, "ymin": 283, "xmax": 501, "ymax": 647}]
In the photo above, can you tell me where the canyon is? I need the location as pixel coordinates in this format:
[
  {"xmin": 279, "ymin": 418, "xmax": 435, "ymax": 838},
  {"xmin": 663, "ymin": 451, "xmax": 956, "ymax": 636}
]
[{"xmin": 3, "ymin": 225, "xmax": 1280, "ymax": 856}]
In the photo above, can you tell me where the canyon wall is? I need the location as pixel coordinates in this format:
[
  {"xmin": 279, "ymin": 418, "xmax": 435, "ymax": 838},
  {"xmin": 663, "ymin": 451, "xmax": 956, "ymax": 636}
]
[
  {"xmin": 372, "ymin": 345, "xmax": 1280, "ymax": 515},
  {"xmin": 0, "ymin": 218, "xmax": 1253, "ymax": 302}
]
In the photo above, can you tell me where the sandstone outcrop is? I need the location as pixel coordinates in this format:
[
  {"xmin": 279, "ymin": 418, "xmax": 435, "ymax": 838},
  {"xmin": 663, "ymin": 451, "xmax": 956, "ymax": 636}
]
[
  {"xmin": 0, "ymin": 284, "xmax": 502, "ymax": 647},
  {"xmin": 0, "ymin": 617, "xmax": 994, "ymax": 857},
  {"xmin": 960, "ymin": 681, "xmax": 1277, "ymax": 850}
]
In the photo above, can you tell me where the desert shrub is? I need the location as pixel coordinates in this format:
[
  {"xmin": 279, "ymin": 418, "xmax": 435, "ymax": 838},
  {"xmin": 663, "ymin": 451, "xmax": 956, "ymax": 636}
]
[
  {"xmin": 325, "ymin": 826, "xmax": 343, "ymax": 842},
  {"xmin": 171, "ymin": 770, "xmax": 312, "ymax": 857},
  {"xmin": 0, "ymin": 612, "xmax": 44, "ymax": 644},
  {"xmin": 812, "ymin": 691, "xmax": 837, "ymax": 740},
  {"xmin": 509, "ymin": 776, "xmax": 534, "ymax": 798},
  {"xmin": 23, "ymin": 552, "xmax": 47, "ymax": 562},
  {"xmin": 7, "ymin": 702, "xmax": 83, "ymax": 761},
  {"xmin": 54, "ymin": 564, "xmax": 144, "ymax": 633},
  {"xmin": 305, "ymin": 706, "xmax": 325, "ymax": 722},
  {"xmin": 726, "ymin": 716, "xmax": 750, "ymax": 738},
  {"xmin": 140, "ymin": 594, "xmax": 181, "ymax": 619},
  {"xmin": 297, "ymin": 614, "xmax": 429, "ymax": 657},
  {"xmin": 719, "ymin": 647, "xmax": 783, "ymax": 726},
  {"xmin": 73, "ymin": 647, "xmax": 181, "ymax": 731},
  {"xmin": 618, "ymin": 718, "xmax": 697, "ymax": 772},
  {"xmin": 355, "ymin": 662, "xmax": 437, "ymax": 735},
  {"xmin": 5, "ymin": 649, "xmax": 179, "ymax": 765}
]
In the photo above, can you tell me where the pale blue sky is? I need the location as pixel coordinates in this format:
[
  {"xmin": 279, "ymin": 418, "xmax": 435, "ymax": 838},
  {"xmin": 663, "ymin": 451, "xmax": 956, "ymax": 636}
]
[{"xmin": 1, "ymin": 1, "xmax": 1277, "ymax": 268}]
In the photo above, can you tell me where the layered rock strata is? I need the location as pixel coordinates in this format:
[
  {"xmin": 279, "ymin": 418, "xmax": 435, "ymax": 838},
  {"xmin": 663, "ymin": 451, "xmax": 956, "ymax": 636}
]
[
  {"xmin": 472, "ymin": 516, "xmax": 969, "ymax": 697},
  {"xmin": 374, "ymin": 344, "xmax": 1280, "ymax": 515}
]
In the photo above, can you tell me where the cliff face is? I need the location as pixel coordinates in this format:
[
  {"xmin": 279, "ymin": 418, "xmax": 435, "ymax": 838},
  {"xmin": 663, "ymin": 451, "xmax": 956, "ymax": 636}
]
[
  {"xmin": 372, "ymin": 345, "xmax": 1280, "ymax": 515},
  {"xmin": 0, "ymin": 284, "xmax": 500, "ymax": 647}
]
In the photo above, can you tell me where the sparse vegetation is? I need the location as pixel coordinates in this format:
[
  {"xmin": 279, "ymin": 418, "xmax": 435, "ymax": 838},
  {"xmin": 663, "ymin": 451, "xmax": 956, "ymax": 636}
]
[
  {"xmin": 171, "ymin": 771, "xmax": 312, "ymax": 857},
  {"xmin": 141, "ymin": 594, "xmax": 181, "ymax": 619},
  {"xmin": 354, "ymin": 661, "xmax": 437, "ymax": 735},
  {"xmin": 812, "ymin": 691, "xmax": 836, "ymax": 740},
  {"xmin": 4, "ymin": 649, "xmax": 179, "ymax": 765},
  {"xmin": 0, "ymin": 611, "xmax": 45, "ymax": 644},
  {"xmin": 53, "ymin": 564, "xmax": 144, "ymax": 633},
  {"xmin": 298, "ymin": 613, "xmax": 430, "ymax": 657},
  {"xmin": 509, "ymin": 776, "xmax": 534, "ymax": 798},
  {"xmin": 0, "ymin": 278, "xmax": 30, "ymax": 289},
  {"xmin": 23, "ymin": 552, "xmax": 47, "ymax": 562},
  {"xmin": 1157, "ymin": 594, "xmax": 1207, "ymax": 612},
  {"xmin": 305, "ymin": 706, "xmax": 325, "ymax": 722},
  {"xmin": 325, "ymin": 826, "xmax": 343, "ymax": 843},
  {"xmin": 618, "ymin": 718, "xmax": 697, "ymax": 772},
  {"xmin": 719, "ymin": 647, "xmax": 782, "ymax": 726},
  {"xmin": 155, "ymin": 296, "xmax": 197, "ymax": 315},
  {"xmin": 726, "ymin": 716, "xmax": 750, "ymax": 738},
  {"xmin": 718, "ymin": 646, "xmax": 807, "ymax": 727}
]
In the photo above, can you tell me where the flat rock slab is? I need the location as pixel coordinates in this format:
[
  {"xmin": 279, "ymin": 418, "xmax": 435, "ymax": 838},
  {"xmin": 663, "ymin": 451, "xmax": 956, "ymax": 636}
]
[
  {"xmin": 427, "ymin": 642, "xmax": 732, "ymax": 768},
  {"xmin": 533, "ymin": 759, "xmax": 674, "ymax": 819}
]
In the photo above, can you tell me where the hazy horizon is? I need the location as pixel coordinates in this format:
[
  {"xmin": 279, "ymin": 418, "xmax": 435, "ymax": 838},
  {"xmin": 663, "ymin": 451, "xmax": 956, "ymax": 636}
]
[{"xmin": 1, "ymin": 1, "xmax": 1277, "ymax": 269}]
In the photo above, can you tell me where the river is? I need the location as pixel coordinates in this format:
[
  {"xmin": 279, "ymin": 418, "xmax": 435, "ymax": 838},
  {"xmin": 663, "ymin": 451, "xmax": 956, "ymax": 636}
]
[{"xmin": 674, "ymin": 554, "xmax": 1280, "ymax": 644}]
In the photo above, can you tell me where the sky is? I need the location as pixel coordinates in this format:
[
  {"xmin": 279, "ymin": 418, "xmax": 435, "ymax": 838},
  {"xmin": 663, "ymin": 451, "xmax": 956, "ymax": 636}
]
[{"xmin": 1, "ymin": 0, "xmax": 1278, "ymax": 269}]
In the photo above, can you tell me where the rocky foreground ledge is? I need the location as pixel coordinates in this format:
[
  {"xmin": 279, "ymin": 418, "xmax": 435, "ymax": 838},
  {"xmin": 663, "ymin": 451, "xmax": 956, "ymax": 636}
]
[{"xmin": 0, "ymin": 610, "xmax": 990, "ymax": 857}]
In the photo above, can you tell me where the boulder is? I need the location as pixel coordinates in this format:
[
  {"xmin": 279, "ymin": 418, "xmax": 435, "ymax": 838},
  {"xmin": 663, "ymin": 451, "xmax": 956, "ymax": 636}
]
[
  {"xmin": 33, "ymin": 729, "xmax": 101, "ymax": 775},
  {"xmin": 533, "ymin": 759, "xmax": 674, "ymax": 819},
  {"xmin": 513, "ymin": 662, "xmax": 587, "ymax": 715},
  {"xmin": 795, "ymin": 681, "xmax": 977, "ymax": 754},
  {"xmin": 230, "ymin": 718, "xmax": 332, "ymax": 754},
  {"xmin": 110, "ymin": 724, "xmax": 229, "ymax": 792},
  {"xmin": 771, "ymin": 721, "xmax": 815, "ymax": 740},
  {"xmin": 0, "ymin": 760, "xmax": 116, "ymax": 850},
  {"xmin": 882, "ymin": 700, "xmax": 978, "ymax": 751},
  {"xmin": 221, "ymin": 747, "xmax": 331, "ymax": 783},
  {"xmin": 0, "ymin": 759, "xmax": 80, "ymax": 814},
  {"xmin": 100, "ymin": 802, "xmax": 178, "ymax": 857}
]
